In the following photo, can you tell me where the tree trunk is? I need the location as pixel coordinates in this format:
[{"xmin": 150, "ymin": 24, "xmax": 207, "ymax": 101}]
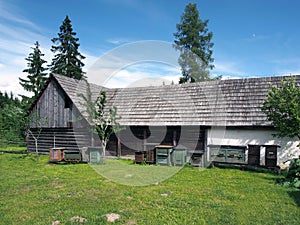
[{"xmin": 35, "ymin": 138, "xmax": 39, "ymax": 161}]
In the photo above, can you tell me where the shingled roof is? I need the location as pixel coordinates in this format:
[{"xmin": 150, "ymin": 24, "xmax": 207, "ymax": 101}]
[{"xmin": 52, "ymin": 74, "xmax": 300, "ymax": 127}]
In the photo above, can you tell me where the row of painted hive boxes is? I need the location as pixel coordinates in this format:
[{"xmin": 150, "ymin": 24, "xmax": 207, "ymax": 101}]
[{"xmin": 49, "ymin": 146, "xmax": 204, "ymax": 166}]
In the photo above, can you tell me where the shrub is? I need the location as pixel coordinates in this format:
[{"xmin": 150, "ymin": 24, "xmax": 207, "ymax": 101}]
[{"xmin": 284, "ymin": 158, "xmax": 300, "ymax": 189}]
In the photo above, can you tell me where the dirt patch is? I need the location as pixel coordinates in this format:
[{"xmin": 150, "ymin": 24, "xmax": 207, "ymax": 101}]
[
  {"xmin": 103, "ymin": 179, "xmax": 111, "ymax": 182},
  {"xmin": 70, "ymin": 216, "xmax": 87, "ymax": 223},
  {"xmin": 106, "ymin": 213, "xmax": 120, "ymax": 222}
]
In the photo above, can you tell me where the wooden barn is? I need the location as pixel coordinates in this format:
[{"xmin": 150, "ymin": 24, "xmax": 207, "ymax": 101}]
[{"xmin": 27, "ymin": 74, "xmax": 300, "ymax": 167}]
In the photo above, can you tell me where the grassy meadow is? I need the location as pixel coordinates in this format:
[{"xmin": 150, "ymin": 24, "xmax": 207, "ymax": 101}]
[{"xmin": 0, "ymin": 152, "xmax": 299, "ymax": 225}]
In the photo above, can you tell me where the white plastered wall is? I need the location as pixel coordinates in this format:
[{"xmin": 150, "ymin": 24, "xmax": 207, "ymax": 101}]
[{"xmin": 207, "ymin": 127, "xmax": 299, "ymax": 166}]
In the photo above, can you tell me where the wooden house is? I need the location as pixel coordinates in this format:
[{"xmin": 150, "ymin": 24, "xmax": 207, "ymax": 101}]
[{"xmin": 27, "ymin": 74, "xmax": 300, "ymax": 167}]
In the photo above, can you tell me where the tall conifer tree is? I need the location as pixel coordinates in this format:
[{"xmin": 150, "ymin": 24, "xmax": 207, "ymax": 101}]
[
  {"xmin": 49, "ymin": 15, "xmax": 86, "ymax": 80},
  {"xmin": 174, "ymin": 3, "xmax": 214, "ymax": 83},
  {"xmin": 19, "ymin": 41, "xmax": 48, "ymax": 107}
]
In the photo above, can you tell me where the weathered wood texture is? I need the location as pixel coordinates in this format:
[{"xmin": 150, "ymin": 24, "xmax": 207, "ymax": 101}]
[
  {"xmin": 27, "ymin": 128, "xmax": 98, "ymax": 153},
  {"xmin": 30, "ymin": 79, "xmax": 73, "ymax": 128},
  {"xmin": 28, "ymin": 74, "xmax": 300, "ymax": 154},
  {"xmin": 107, "ymin": 126, "xmax": 205, "ymax": 156},
  {"xmin": 53, "ymin": 74, "xmax": 300, "ymax": 127}
]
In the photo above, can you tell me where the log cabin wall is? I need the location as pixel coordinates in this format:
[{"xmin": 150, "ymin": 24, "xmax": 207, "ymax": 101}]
[
  {"xmin": 27, "ymin": 127, "xmax": 97, "ymax": 153},
  {"xmin": 27, "ymin": 74, "xmax": 300, "ymax": 163},
  {"xmin": 28, "ymin": 77, "xmax": 95, "ymax": 152},
  {"xmin": 105, "ymin": 126, "xmax": 206, "ymax": 157}
]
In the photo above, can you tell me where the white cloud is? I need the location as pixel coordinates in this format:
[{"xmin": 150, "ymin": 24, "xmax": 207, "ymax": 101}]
[
  {"xmin": 0, "ymin": 1, "xmax": 100, "ymax": 97},
  {"xmin": 212, "ymin": 61, "xmax": 245, "ymax": 78},
  {"xmin": 86, "ymin": 40, "xmax": 180, "ymax": 87},
  {"xmin": 0, "ymin": 1, "xmax": 39, "ymax": 30},
  {"xmin": 106, "ymin": 38, "xmax": 133, "ymax": 45},
  {"xmin": 269, "ymin": 57, "xmax": 300, "ymax": 65},
  {"xmin": 0, "ymin": 70, "xmax": 27, "ymax": 97},
  {"xmin": 103, "ymin": 62, "xmax": 181, "ymax": 88}
]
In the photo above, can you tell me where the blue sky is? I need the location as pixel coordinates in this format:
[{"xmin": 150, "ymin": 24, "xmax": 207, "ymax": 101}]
[{"xmin": 1, "ymin": 0, "xmax": 300, "ymax": 96}]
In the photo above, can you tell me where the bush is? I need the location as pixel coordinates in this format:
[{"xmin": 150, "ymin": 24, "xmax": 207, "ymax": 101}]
[{"xmin": 283, "ymin": 158, "xmax": 300, "ymax": 189}]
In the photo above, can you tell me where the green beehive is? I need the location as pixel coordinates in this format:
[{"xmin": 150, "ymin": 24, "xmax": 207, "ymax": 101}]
[
  {"xmin": 172, "ymin": 147, "xmax": 187, "ymax": 166},
  {"xmin": 87, "ymin": 147, "xmax": 102, "ymax": 164},
  {"xmin": 89, "ymin": 150, "xmax": 101, "ymax": 164},
  {"xmin": 64, "ymin": 150, "xmax": 81, "ymax": 162},
  {"xmin": 156, "ymin": 145, "xmax": 173, "ymax": 166}
]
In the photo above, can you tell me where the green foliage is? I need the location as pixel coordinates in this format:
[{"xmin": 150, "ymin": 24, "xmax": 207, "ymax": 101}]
[
  {"xmin": 0, "ymin": 91, "xmax": 25, "ymax": 142},
  {"xmin": 1, "ymin": 154, "xmax": 300, "ymax": 224},
  {"xmin": 49, "ymin": 15, "xmax": 86, "ymax": 80},
  {"xmin": 174, "ymin": 3, "xmax": 215, "ymax": 83},
  {"xmin": 78, "ymin": 81, "xmax": 122, "ymax": 156},
  {"xmin": 262, "ymin": 78, "xmax": 300, "ymax": 140},
  {"xmin": 77, "ymin": 80, "xmax": 96, "ymax": 125},
  {"xmin": 95, "ymin": 91, "xmax": 122, "ymax": 156},
  {"xmin": 283, "ymin": 158, "xmax": 300, "ymax": 189},
  {"xmin": 19, "ymin": 41, "xmax": 48, "ymax": 111}
]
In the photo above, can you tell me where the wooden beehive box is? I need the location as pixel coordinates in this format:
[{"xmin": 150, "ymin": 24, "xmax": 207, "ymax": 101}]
[
  {"xmin": 64, "ymin": 150, "xmax": 81, "ymax": 162},
  {"xmin": 145, "ymin": 149, "xmax": 156, "ymax": 164},
  {"xmin": 49, "ymin": 147, "xmax": 65, "ymax": 162},
  {"xmin": 135, "ymin": 151, "xmax": 146, "ymax": 164}
]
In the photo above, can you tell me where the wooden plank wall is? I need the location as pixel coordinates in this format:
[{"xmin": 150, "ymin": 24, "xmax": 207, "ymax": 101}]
[
  {"xmin": 27, "ymin": 125, "xmax": 206, "ymax": 156},
  {"xmin": 27, "ymin": 128, "xmax": 96, "ymax": 153},
  {"xmin": 107, "ymin": 126, "xmax": 206, "ymax": 157},
  {"xmin": 30, "ymin": 80, "xmax": 73, "ymax": 128}
]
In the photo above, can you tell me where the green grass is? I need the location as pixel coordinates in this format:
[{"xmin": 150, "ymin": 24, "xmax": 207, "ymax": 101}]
[
  {"xmin": 0, "ymin": 153, "xmax": 299, "ymax": 225},
  {"xmin": 0, "ymin": 145, "xmax": 27, "ymax": 153}
]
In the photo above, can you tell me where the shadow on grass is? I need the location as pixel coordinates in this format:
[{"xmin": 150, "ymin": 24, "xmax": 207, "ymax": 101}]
[
  {"xmin": 288, "ymin": 190, "xmax": 300, "ymax": 207},
  {"xmin": 211, "ymin": 162, "xmax": 280, "ymax": 175},
  {"xmin": 0, "ymin": 150, "xmax": 28, "ymax": 154}
]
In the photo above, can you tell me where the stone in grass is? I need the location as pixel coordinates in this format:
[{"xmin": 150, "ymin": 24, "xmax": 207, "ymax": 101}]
[
  {"xmin": 52, "ymin": 221, "xmax": 60, "ymax": 225},
  {"xmin": 106, "ymin": 213, "xmax": 120, "ymax": 222},
  {"xmin": 70, "ymin": 216, "xmax": 87, "ymax": 223},
  {"xmin": 160, "ymin": 193, "xmax": 168, "ymax": 197}
]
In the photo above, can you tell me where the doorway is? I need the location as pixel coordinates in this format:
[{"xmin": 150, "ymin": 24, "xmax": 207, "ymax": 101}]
[{"xmin": 248, "ymin": 145, "xmax": 260, "ymax": 166}]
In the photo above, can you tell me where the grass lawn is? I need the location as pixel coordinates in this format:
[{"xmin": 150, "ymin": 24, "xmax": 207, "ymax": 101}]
[{"xmin": 0, "ymin": 153, "xmax": 299, "ymax": 225}]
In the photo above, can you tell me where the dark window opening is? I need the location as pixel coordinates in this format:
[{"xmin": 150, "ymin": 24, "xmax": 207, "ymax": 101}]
[
  {"xmin": 130, "ymin": 126, "xmax": 151, "ymax": 140},
  {"xmin": 64, "ymin": 97, "xmax": 71, "ymax": 108}
]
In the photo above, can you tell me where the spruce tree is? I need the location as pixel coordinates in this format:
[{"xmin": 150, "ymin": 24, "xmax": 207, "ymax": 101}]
[
  {"xmin": 174, "ymin": 3, "xmax": 214, "ymax": 83},
  {"xmin": 19, "ymin": 41, "xmax": 48, "ymax": 107},
  {"xmin": 49, "ymin": 15, "xmax": 86, "ymax": 80}
]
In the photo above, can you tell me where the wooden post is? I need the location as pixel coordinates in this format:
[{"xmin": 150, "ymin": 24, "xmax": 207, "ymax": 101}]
[
  {"xmin": 143, "ymin": 129, "xmax": 147, "ymax": 151},
  {"xmin": 173, "ymin": 129, "xmax": 177, "ymax": 146}
]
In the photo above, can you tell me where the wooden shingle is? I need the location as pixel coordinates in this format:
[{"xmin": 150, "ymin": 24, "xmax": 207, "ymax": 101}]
[{"xmin": 53, "ymin": 74, "xmax": 300, "ymax": 127}]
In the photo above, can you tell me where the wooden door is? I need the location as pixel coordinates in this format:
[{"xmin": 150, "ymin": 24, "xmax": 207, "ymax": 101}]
[
  {"xmin": 265, "ymin": 146, "xmax": 277, "ymax": 168},
  {"xmin": 248, "ymin": 145, "xmax": 260, "ymax": 166}
]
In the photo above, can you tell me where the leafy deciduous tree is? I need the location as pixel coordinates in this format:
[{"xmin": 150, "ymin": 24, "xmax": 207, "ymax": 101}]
[
  {"xmin": 262, "ymin": 78, "xmax": 300, "ymax": 148},
  {"xmin": 79, "ymin": 81, "xmax": 122, "ymax": 159},
  {"xmin": 49, "ymin": 15, "xmax": 86, "ymax": 80},
  {"xmin": 95, "ymin": 91, "xmax": 122, "ymax": 158},
  {"xmin": 26, "ymin": 110, "xmax": 49, "ymax": 160},
  {"xmin": 174, "ymin": 3, "xmax": 215, "ymax": 83}
]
